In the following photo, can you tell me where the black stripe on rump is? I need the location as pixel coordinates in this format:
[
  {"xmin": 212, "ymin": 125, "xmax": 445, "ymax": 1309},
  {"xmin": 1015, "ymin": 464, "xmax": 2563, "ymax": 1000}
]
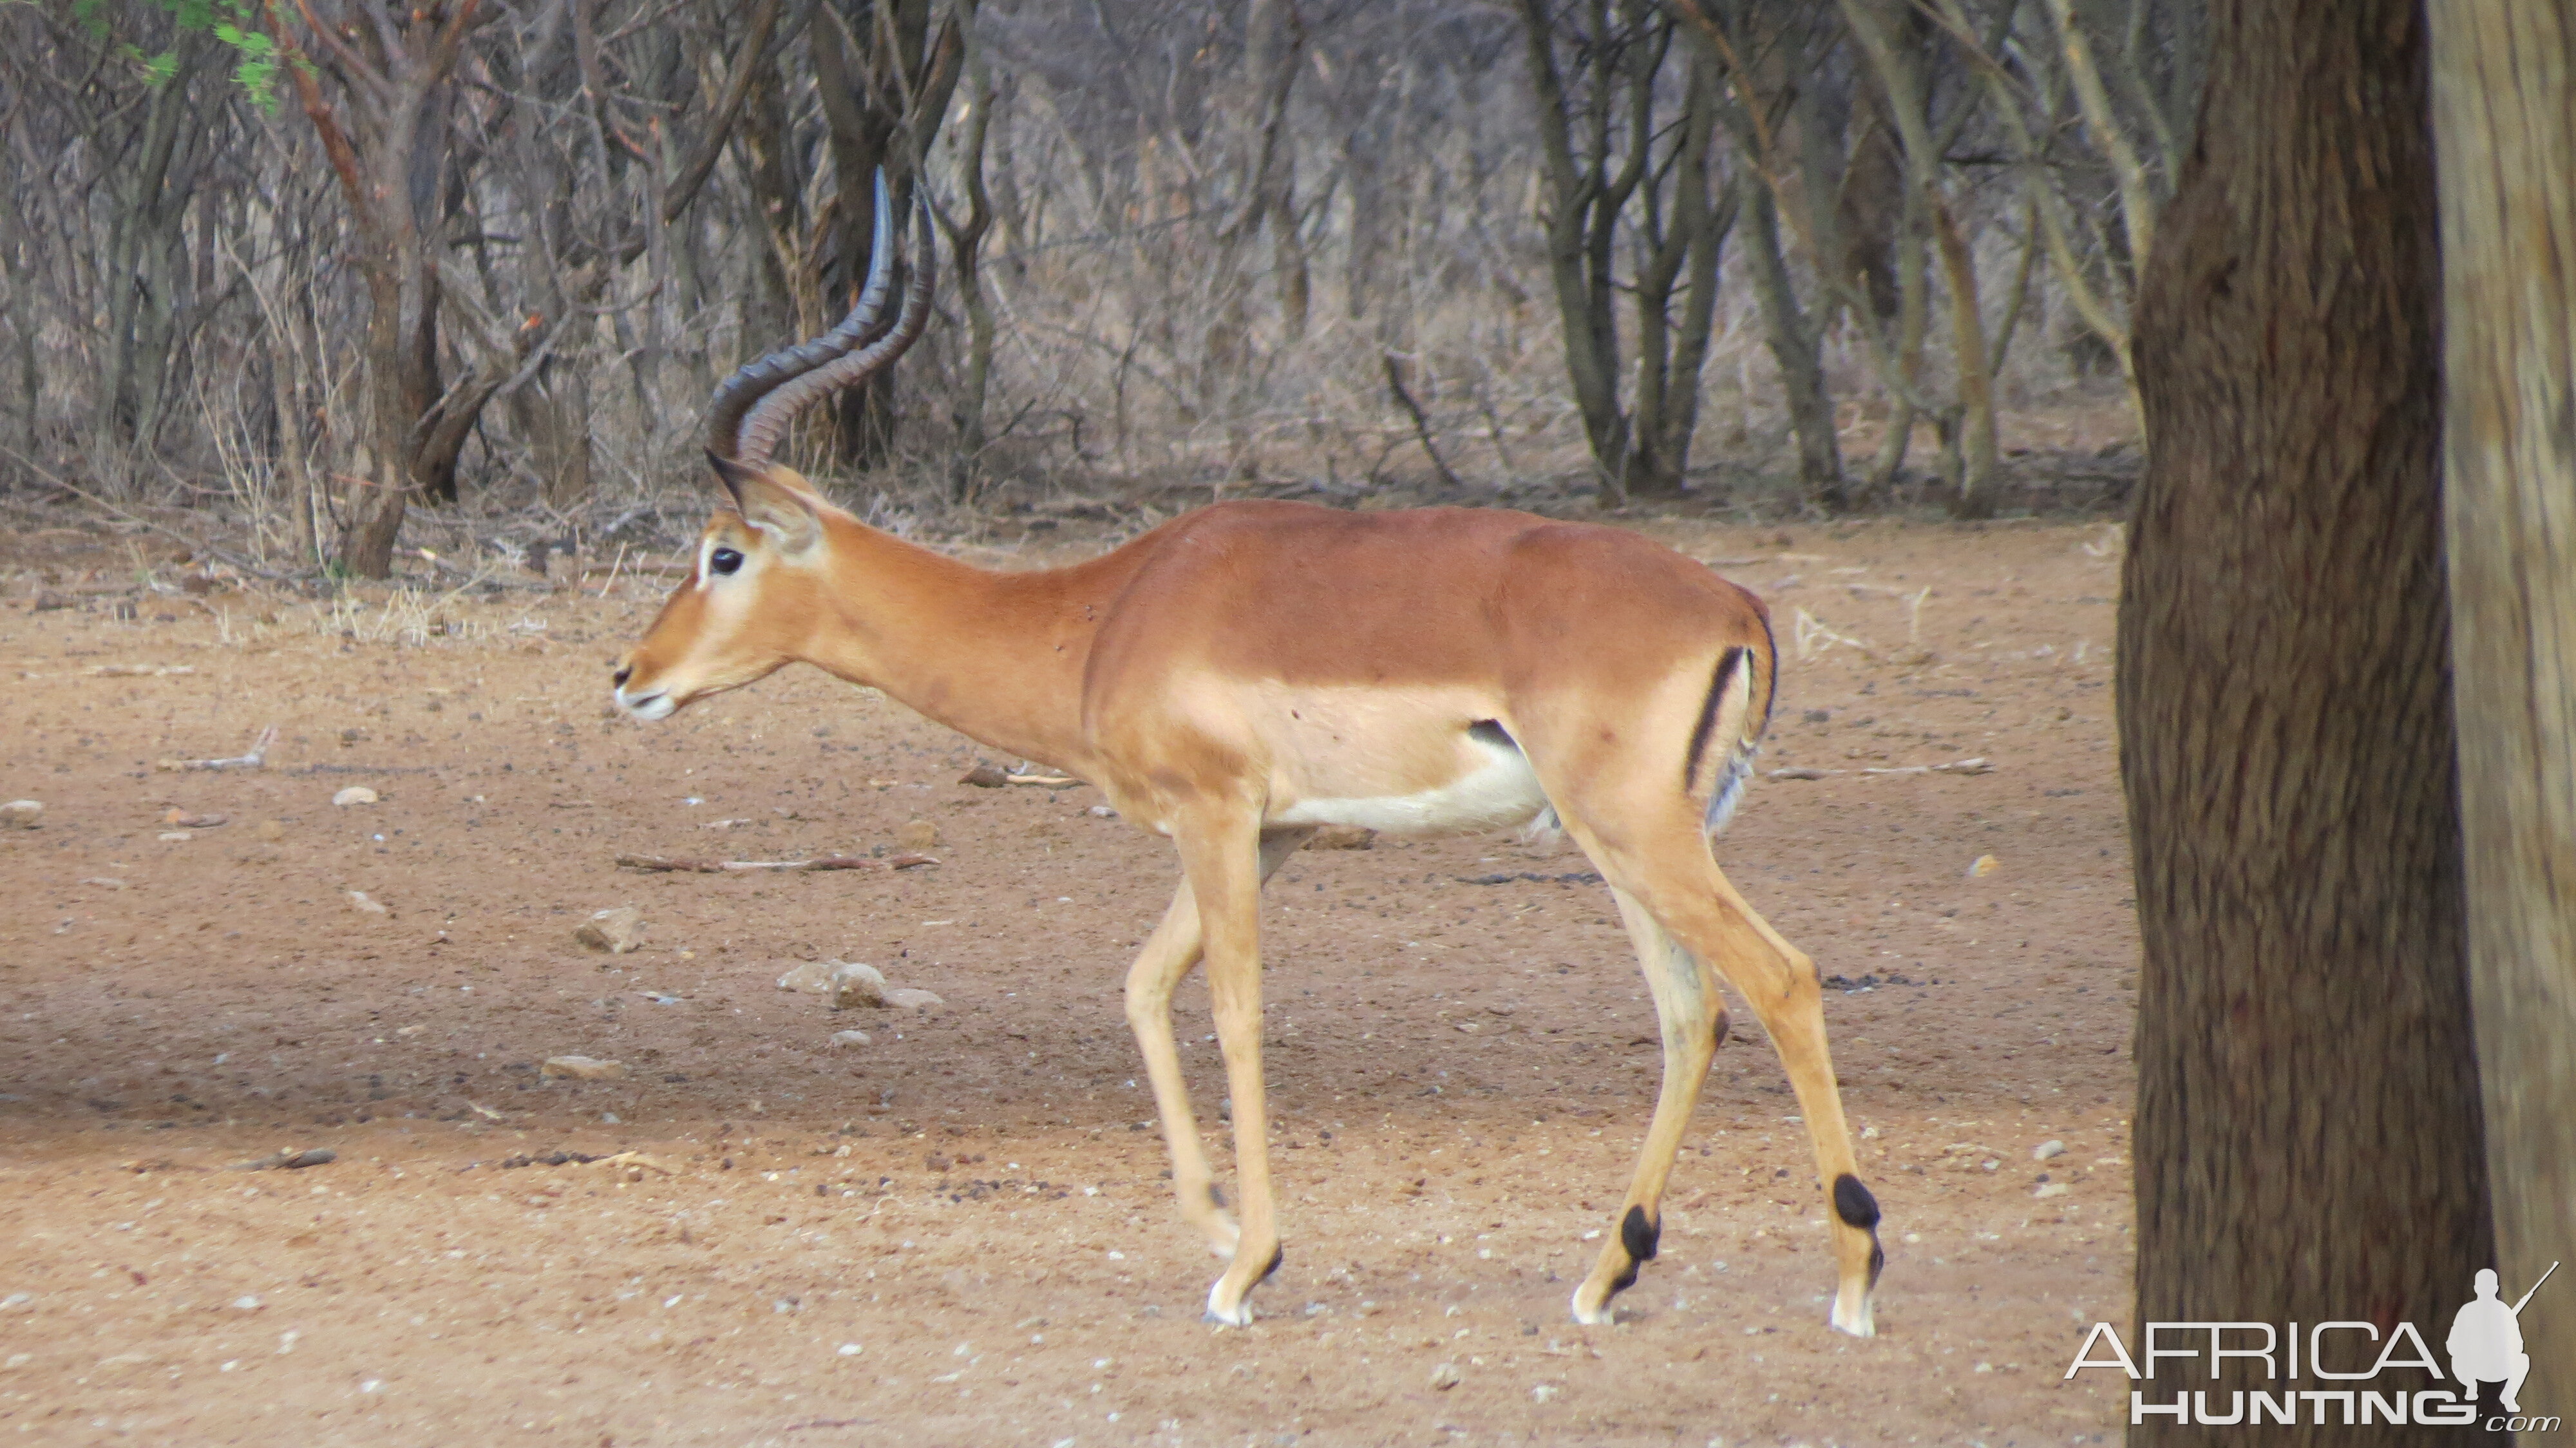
[
  {"xmin": 1752, "ymin": 609, "xmax": 1779, "ymax": 736},
  {"xmin": 1681, "ymin": 647, "xmax": 1747, "ymax": 794}
]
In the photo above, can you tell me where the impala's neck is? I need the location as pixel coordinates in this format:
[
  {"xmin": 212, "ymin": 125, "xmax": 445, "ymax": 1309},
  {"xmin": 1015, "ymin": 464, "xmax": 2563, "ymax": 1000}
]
[{"xmin": 794, "ymin": 515, "xmax": 1106, "ymax": 773}]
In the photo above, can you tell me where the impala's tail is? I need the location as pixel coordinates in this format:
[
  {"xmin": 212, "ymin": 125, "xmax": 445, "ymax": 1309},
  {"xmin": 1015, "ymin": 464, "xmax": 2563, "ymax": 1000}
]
[{"xmin": 1683, "ymin": 613, "xmax": 1776, "ymax": 837}]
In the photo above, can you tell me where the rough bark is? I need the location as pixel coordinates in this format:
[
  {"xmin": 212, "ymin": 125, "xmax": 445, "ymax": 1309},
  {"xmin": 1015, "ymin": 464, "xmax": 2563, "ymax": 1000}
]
[
  {"xmin": 2119, "ymin": 3, "xmax": 2491, "ymax": 1442},
  {"xmin": 2430, "ymin": 0, "xmax": 2576, "ymax": 1417}
]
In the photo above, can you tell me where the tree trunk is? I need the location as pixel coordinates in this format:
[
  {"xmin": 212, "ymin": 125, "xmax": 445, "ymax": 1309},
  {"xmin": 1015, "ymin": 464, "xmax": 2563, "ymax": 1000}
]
[
  {"xmin": 1929, "ymin": 195, "xmax": 1995, "ymax": 517},
  {"xmin": 506, "ymin": 5, "xmax": 597, "ymax": 513},
  {"xmin": 1622, "ymin": 57, "xmax": 1728, "ymax": 500},
  {"xmin": 807, "ymin": 0, "xmax": 972, "ymax": 475},
  {"xmin": 2430, "ymin": 0, "xmax": 2576, "ymax": 1416},
  {"xmin": 2120, "ymin": 3, "xmax": 2490, "ymax": 1442},
  {"xmin": 940, "ymin": 49, "xmax": 999, "ymax": 505},
  {"xmin": 97, "ymin": 33, "xmax": 216, "ymax": 476},
  {"xmin": 1740, "ymin": 176, "xmax": 1842, "ymax": 509}
]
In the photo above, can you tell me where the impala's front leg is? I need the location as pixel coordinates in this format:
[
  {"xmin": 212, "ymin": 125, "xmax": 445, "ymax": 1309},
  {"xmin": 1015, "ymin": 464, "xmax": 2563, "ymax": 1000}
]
[
  {"xmin": 1177, "ymin": 812, "xmax": 1281, "ymax": 1326},
  {"xmin": 1123, "ymin": 882, "xmax": 1236, "ymax": 1258},
  {"xmin": 1122, "ymin": 828, "xmax": 1315, "ymax": 1262}
]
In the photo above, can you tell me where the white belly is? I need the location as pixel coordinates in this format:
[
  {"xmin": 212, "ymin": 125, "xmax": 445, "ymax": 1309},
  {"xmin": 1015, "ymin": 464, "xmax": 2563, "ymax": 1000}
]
[{"xmin": 1271, "ymin": 736, "xmax": 1550, "ymax": 836}]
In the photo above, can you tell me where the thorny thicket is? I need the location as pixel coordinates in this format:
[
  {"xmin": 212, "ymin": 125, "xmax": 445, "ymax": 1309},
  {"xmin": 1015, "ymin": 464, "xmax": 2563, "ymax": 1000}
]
[{"xmin": 0, "ymin": 0, "xmax": 2197, "ymax": 579}]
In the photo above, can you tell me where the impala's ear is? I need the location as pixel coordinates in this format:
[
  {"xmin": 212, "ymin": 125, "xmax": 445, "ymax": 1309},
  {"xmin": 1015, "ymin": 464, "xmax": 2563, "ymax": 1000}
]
[{"xmin": 707, "ymin": 452, "xmax": 820, "ymax": 555}]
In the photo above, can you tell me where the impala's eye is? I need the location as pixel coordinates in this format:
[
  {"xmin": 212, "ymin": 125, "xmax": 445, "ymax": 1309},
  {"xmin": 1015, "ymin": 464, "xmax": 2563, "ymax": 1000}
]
[{"xmin": 709, "ymin": 548, "xmax": 744, "ymax": 576}]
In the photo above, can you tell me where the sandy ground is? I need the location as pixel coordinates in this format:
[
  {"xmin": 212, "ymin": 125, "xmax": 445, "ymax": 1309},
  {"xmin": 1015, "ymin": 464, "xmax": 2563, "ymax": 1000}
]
[{"xmin": 1, "ymin": 512, "xmax": 2138, "ymax": 1445}]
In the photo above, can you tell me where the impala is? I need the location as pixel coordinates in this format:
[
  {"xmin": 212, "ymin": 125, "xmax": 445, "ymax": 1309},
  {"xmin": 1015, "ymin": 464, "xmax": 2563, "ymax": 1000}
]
[{"xmin": 612, "ymin": 173, "xmax": 1885, "ymax": 1334}]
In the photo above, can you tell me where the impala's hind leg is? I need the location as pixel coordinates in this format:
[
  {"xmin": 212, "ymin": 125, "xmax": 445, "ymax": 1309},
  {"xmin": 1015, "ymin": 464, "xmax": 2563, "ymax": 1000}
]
[
  {"xmin": 1569, "ymin": 884, "xmax": 1729, "ymax": 1325},
  {"xmin": 1122, "ymin": 827, "xmax": 1312, "ymax": 1261},
  {"xmin": 1593, "ymin": 839, "xmax": 1884, "ymax": 1337}
]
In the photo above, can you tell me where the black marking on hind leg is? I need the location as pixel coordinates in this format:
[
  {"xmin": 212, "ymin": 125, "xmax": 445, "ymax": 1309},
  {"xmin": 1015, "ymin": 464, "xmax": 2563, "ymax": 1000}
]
[
  {"xmin": 1681, "ymin": 647, "xmax": 1746, "ymax": 793},
  {"xmin": 1712, "ymin": 1008, "xmax": 1732, "ymax": 1051},
  {"xmin": 1620, "ymin": 1205, "xmax": 1660, "ymax": 1263},
  {"xmin": 1832, "ymin": 1174, "xmax": 1880, "ymax": 1229},
  {"xmin": 1468, "ymin": 719, "xmax": 1519, "ymax": 750},
  {"xmin": 1837, "ymin": 1175, "xmax": 1888, "ymax": 1288},
  {"xmin": 1254, "ymin": 1244, "xmax": 1284, "ymax": 1286}
]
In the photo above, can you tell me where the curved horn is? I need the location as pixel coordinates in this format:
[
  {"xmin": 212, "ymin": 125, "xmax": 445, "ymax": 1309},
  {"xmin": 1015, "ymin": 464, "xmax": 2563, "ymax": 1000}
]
[
  {"xmin": 705, "ymin": 169, "xmax": 899, "ymax": 463},
  {"xmin": 732, "ymin": 196, "xmax": 935, "ymax": 467}
]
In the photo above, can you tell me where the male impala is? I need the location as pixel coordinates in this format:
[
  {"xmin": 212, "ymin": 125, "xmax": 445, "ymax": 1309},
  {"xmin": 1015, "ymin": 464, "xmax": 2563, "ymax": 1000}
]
[{"xmin": 613, "ymin": 174, "xmax": 1886, "ymax": 1333}]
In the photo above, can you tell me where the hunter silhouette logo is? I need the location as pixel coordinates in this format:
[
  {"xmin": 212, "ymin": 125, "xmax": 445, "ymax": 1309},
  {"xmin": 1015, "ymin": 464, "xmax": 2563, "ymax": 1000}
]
[
  {"xmin": 2066, "ymin": 1261, "xmax": 2561, "ymax": 1429},
  {"xmin": 2451, "ymin": 1262, "xmax": 2554, "ymax": 1414}
]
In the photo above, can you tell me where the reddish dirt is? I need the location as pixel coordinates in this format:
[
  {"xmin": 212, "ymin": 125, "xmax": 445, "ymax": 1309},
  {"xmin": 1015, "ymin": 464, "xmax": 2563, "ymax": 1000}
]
[{"xmin": 0, "ymin": 513, "xmax": 2138, "ymax": 1445}]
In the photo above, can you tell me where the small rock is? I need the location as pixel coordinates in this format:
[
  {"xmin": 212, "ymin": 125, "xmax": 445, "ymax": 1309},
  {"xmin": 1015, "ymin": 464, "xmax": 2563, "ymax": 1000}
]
[
  {"xmin": 2034, "ymin": 1183, "xmax": 2070, "ymax": 1199},
  {"xmin": 232, "ymin": 1295, "xmax": 263, "ymax": 1311},
  {"xmin": 2033, "ymin": 1139, "xmax": 2066, "ymax": 1161},
  {"xmin": 0, "ymin": 800, "xmax": 41, "ymax": 830},
  {"xmin": 1088, "ymin": 805, "xmax": 1117, "ymax": 818},
  {"xmin": 332, "ymin": 786, "xmax": 379, "ymax": 808},
  {"xmin": 574, "ymin": 906, "xmax": 646, "ymax": 954},
  {"xmin": 959, "ymin": 762, "xmax": 1010, "ymax": 788},
  {"xmin": 775, "ymin": 960, "xmax": 837, "ymax": 995},
  {"xmin": 348, "ymin": 890, "xmax": 390, "ymax": 916},
  {"xmin": 896, "ymin": 819, "xmax": 942, "ymax": 850},
  {"xmin": 164, "ymin": 810, "xmax": 227, "ymax": 828},
  {"xmin": 157, "ymin": 831, "xmax": 194, "ymax": 843},
  {"xmin": 541, "ymin": 1055, "xmax": 625, "ymax": 1081},
  {"xmin": 1966, "ymin": 853, "xmax": 2001, "ymax": 879},
  {"xmin": 830, "ymin": 1029, "xmax": 874, "ymax": 1049},
  {"xmin": 1428, "ymin": 1362, "xmax": 1463, "ymax": 1391},
  {"xmin": 1309, "ymin": 825, "xmax": 1376, "ymax": 851},
  {"xmin": 1531, "ymin": 1384, "xmax": 1562, "ymax": 1404},
  {"xmin": 884, "ymin": 987, "xmax": 945, "ymax": 1009},
  {"xmin": 254, "ymin": 819, "xmax": 287, "ymax": 842},
  {"xmin": 828, "ymin": 960, "xmax": 888, "ymax": 1010}
]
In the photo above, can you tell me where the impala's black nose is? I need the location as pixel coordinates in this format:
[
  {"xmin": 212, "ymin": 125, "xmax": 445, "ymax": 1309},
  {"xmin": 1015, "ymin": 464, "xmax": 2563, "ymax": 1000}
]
[{"xmin": 612, "ymin": 665, "xmax": 632, "ymax": 689}]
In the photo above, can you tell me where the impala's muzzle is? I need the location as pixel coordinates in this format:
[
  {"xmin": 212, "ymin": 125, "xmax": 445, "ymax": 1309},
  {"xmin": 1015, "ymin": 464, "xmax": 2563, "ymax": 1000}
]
[
  {"xmin": 611, "ymin": 649, "xmax": 679, "ymax": 720},
  {"xmin": 614, "ymin": 683, "xmax": 677, "ymax": 721}
]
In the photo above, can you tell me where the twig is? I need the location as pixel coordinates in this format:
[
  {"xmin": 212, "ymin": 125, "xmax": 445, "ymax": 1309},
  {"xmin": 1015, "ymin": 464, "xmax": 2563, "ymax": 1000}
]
[
  {"xmin": 408, "ymin": 544, "xmax": 549, "ymax": 594},
  {"xmin": 615, "ymin": 853, "xmax": 940, "ymax": 874},
  {"xmin": 156, "ymin": 725, "xmax": 278, "ymax": 773},
  {"xmin": 1382, "ymin": 349, "xmax": 1463, "ymax": 490}
]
